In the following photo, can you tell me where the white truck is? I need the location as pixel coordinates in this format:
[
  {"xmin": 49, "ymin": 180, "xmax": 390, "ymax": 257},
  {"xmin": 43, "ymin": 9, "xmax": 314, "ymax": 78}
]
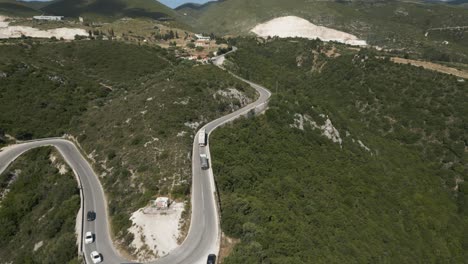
[
  {"xmin": 200, "ymin": 154, "xmax": 209, "ymax": 170},
  {"xmin": 198, "ymin": 129, "xmax": 207, "ymax": 147}
]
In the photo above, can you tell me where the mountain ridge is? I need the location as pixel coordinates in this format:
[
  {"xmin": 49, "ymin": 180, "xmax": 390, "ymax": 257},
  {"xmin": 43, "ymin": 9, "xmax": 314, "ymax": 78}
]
[{"xmin": 0, "ymin": 0, "xmax": 184, "ymax": 22}]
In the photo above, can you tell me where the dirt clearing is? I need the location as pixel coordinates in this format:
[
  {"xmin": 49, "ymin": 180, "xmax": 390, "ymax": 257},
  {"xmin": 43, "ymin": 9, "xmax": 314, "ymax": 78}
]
[
  {"xmin": 128, "ymin": 202, "xmax": 185, "ymax": 262},
  {"xmin": 0, "ymin": 16, "xmax": 87, "ymax": 40},
  {"xmin": 391, "ymin": 57, "xmax": 468, "ymax": 79}
]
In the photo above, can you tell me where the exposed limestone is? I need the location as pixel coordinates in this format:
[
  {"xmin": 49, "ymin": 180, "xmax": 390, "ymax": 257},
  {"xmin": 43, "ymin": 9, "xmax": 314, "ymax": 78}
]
[
  {"xmin": 251, "ymin": 16, "xmax": 367, "ymax": 46},
  {"xmin": 290, "ymin": 113, "xmax": 342, "ymax": 147}
]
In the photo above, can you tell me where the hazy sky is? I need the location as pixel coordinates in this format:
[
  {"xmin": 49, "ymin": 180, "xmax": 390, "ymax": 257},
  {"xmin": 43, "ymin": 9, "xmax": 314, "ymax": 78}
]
[
  {"xmin": 17, "ymin": 0, "xmax": 218, "ymax": 6},
  {"xmin": 157, "ymin": 0, "xmax": 217, "ymax": 9}
]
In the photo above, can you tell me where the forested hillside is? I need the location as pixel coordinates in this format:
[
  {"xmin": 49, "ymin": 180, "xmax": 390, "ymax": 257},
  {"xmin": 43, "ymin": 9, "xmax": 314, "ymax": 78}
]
[
  {"xmin": 0, "ymin": 0, "xmax": 183, "ymax": 22},
  {"xmin": 0, "ymin": 147, "xmax": 80, "ymax": 264},
  {"xmin": 42, "ymin": 0, "xmax": 180, "ymax": 21},
  {"xmin": 179, "ymin": 0, "xmax": 468, "ymax": 63},
  {"xmin": 0, "ymin": 0, "xmax": 39, "ymax": 16},
  {"xmin": 0, "ymin": 38, "xmax": 256, "ymax": 255},
  {"xmin": 0, "ymin": 40, "xmax": 170, "ymax": 139},
  {"xmin": 211, "ymin": 38, "xmax": 468, "ymax": 263},
  {"xmin": 71, "ymin": 62, "xmax": 255, "ymax": 248}
]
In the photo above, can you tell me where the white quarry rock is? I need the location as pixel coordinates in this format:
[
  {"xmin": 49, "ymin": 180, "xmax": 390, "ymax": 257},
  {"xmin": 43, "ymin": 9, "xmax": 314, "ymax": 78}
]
[
  {"xmin": 0, "ymin": 16, "xmax": 87, "ymax": 40},
  {"xmin": 251, "ymin": 16, "xmax": 367, "ymax": 46}
]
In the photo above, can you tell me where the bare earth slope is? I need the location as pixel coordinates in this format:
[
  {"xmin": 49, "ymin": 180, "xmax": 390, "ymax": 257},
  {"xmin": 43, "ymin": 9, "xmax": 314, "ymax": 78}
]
[
  {"xmin": 0, "ymin": 16, "xmax": 87, "ymax": 40},
  {"xmin": 251, "ymin": 16, "xmax": 367, "ymax": 46}
]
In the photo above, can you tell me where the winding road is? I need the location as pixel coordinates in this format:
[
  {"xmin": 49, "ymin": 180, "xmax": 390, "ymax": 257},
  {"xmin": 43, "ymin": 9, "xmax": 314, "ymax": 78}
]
[{"xmin": 0, "ymin": 54, "xmax": 270, "ymax": 264}]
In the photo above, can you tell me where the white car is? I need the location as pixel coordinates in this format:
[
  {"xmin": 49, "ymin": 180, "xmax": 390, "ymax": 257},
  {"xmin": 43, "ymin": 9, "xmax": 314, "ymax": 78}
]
[
  {"xmin": 85, "ymin": 231, "xmax": 94, "ymax": 244},
  {"xmin": 90, "ymin": 251, "xmax": 102, "ymax": 263}
]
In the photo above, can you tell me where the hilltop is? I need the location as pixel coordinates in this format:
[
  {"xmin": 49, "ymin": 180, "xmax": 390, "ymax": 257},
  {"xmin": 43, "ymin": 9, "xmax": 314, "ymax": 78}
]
[
  {"xmin": 0, "ymin": 0, "xmax": 40, "ymax": 16},
  {"xmin": 43, "ymin": 0, "xmax": 179, "ymax": 21},
  {"xmin": 0, "ymin": 0, "xmax": 184, "ymax": 24}
]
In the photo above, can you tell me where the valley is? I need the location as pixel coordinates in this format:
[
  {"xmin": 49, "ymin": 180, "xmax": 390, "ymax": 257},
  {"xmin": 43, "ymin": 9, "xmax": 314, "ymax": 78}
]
[{"xmin": 0, "ymin": 0, "xmax": 467, "ymax": 263}]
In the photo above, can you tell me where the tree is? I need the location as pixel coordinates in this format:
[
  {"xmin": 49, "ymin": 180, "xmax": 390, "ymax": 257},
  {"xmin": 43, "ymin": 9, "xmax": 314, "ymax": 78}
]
[{"xmin": 74, "ymin": 35, "xmax": 86, "ymax": 40}]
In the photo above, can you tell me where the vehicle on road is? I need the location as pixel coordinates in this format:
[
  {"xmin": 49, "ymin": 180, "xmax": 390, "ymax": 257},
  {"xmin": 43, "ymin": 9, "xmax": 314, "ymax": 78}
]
[
  {"xmin": 200, "ymin": 154, "xmax": 209, "ymax": 170},
  {"xmin": 0, "ymin": 52, "xmax": 271, "ymax": 264},
  {"xmin": 90, "ymin": 251, "xmax": 102, "ymax": 263},
  {"xmin": 207, "ymin": 254, "xmax": 216, "ymax": 264},
  {"xmin": 199, "ymin": 128, "xmax": 207, "ymax": 146},
  {"xmin": 85, "ymin": 231, "xmax": 94, "ymax": 244},
  {"xmin": 87, "ymin": 211, "xmax": 96, "ymax": 221}
]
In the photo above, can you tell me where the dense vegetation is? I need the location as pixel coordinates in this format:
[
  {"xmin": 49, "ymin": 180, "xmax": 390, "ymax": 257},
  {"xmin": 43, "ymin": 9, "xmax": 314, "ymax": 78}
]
[
  {"xmin": 42, "ymin": 0, "xmax": 180, "ymax": 22},
  {"xmin": 0, "ymin": 0, "xmax": 39, "ymax": 16},
  {"xmin": 0, "ymin": 38, "xmax": 256, "ymax": 256},
  {"xmin": 211, "ymin": 38, "xmax": 468, "ymax": 263},
  {"xmin": 179, "ymin": 0, "xmax": 468, "ymax": 63},
  {"xmin": 0, "ymin": 147, "xmax": 80, "ymax": 264},
  {"xmin": 73, "ymin": 61, "xmax": 255, "ymax": 248},
  {"xmin": 0, "ymin": 40, "xmax": 171, "ymax": 139}
]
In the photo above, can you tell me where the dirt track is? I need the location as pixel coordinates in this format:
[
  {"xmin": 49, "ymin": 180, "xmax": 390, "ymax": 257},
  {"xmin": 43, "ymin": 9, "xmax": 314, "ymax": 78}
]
[{"xmin": 391, "ymin": 57, "xmax": 468, "ymax": 79}]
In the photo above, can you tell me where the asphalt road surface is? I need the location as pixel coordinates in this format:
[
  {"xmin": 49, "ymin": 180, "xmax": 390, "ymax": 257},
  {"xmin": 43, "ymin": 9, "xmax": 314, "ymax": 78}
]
[
  {"xmin": 154, "ymin": 71, "xmax": 271, "ymax": 264},
  {"xmin": 0, "ymin": 60, "xmax": 270, "ymax": 264}
]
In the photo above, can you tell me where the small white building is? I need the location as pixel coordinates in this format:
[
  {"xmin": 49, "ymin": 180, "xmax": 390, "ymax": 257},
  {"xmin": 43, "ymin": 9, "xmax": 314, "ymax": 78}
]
[
  {"xmin": 33, "ymin": 16, "xmax": 64, "ymax": 21},
  {"xmin": 154, "ymin": 197, "xmax": 170, "ymax": 209},
  {"xmin": 194, "ymin": 34, "xmax": 210, "ymax": 41}
]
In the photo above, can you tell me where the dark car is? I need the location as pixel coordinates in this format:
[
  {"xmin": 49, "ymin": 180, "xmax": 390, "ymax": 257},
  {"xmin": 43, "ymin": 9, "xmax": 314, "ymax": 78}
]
[
  {"xmin": 87, "ymin": 211, "xmax": 96, "ymax": 221},
  {"xmin": 207, "ymin": 254, "xmax": 216, "ymax": 264}
]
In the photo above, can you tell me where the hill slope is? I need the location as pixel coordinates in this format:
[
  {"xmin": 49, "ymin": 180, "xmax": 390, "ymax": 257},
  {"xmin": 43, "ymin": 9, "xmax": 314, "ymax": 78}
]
[
  {"xmin": 179, "ymin": 0, "xmax": 468, "ymax": 63},
  {"xmin": 211, "ymin": 37, "xmax": 468, "ymax": 263},
  {"xmin": 0, "ymin": 0, "xmax": 40, "ymax": 16},
  {"xmin": 41, "ymin": 0, "xmax": 181, "ymax": 21},
  {"xmin": 1, "ymin": 0, "xmax": 188, "ymax": 25},
  {"xmin": 0, "ymin": 147, "xmax": 80, "ymax": 263},
  {"xmin": 0, "ymin": 38, "xmax": 256, "ymax": 258}
]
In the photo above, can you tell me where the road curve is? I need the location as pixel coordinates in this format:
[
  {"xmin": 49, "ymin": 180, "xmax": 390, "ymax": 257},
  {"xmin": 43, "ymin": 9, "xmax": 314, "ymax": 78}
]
[
  {"xmin": 0, "ymin": 139, "xmax": 126, "ymax": 264},
  {"xmin": 154, "ymin": 69, "xmax": 271, "ymax": 264},
  {"xmin": 0, "ymin": 57, "xmax": 270, "ymax": 264}
]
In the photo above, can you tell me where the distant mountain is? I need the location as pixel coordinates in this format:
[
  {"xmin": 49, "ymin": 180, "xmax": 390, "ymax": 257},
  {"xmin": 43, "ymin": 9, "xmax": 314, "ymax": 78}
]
[
  {"xmin": 425, "ymin": 0, "xmax": 468, "ymax": 3},
  {"xmin": 175, "ymin": 0, "xmax": 221, "ymax": 11},
  {"xmin": 0, "ymin": 0, "xmax": 184, "ymax": 21},
  {"xmin": 41, "ymin": 0, "xmax": 180, "ymax": 20},
  {"xmin": 0, "ymin": 0, "xmax": 40, "ymax": 16},
  {"xmin": 158, "ymin": 0, "xmax": 217, "ymax": 9}
]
